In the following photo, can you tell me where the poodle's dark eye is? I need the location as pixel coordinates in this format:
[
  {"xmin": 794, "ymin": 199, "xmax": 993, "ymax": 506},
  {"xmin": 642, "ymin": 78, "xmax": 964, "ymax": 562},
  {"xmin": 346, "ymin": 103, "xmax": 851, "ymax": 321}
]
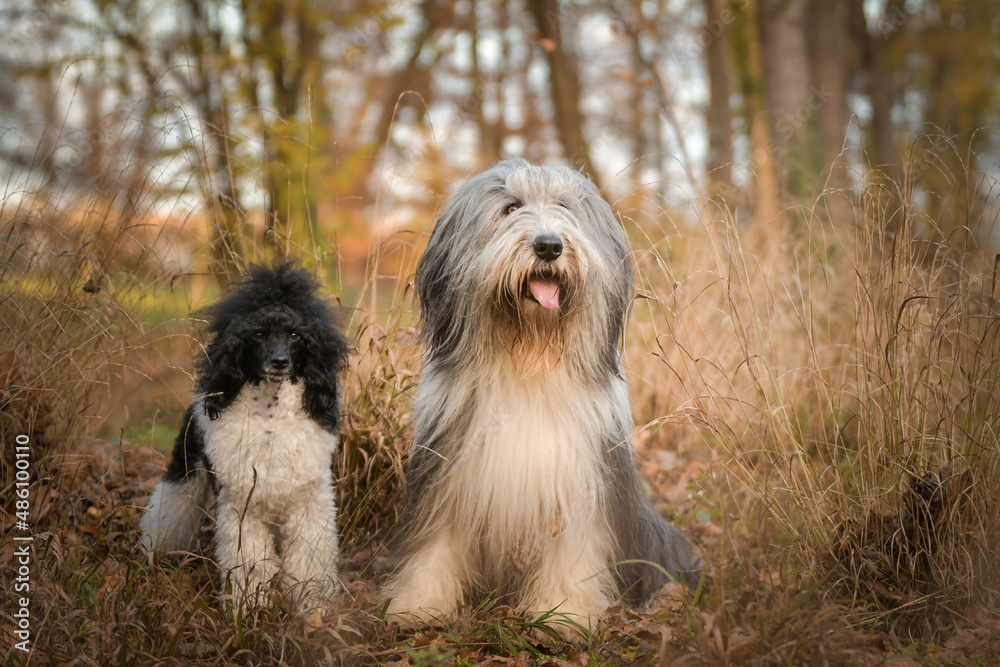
[
  {"xmin": 289, "ymin": 331, "xmax": 300, "ymax": 342},
  {"xmin": 252, "ymin": 331, "xmax": 265, "ymax": 340},
  {"xmin": 503, "ymin": 202, "xmax": 522, "ymax": 216}
]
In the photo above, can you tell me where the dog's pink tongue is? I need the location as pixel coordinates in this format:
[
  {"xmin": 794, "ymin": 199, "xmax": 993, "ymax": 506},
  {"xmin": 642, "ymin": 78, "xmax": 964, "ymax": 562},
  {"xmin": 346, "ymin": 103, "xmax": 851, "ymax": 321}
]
[{"xmin": 529, "ymin": 278, "xmax": 560, "ymax": 309}]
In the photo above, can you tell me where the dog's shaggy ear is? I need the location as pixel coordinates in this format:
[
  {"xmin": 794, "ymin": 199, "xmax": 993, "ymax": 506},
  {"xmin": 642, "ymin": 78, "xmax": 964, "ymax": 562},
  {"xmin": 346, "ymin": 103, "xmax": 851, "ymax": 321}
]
[
  {"xmin": 576, "ymin": 187, "xmax": 635, "ymax": 358},
  {"xmin": 295, "ymin": 318, "xmax": 351, "ymax": 433},
  {"xmin": 198, "ymin": 326, "xmax": 250, "ymax": 420},
  {"xmin": 416, "ymin": 203, "xmax": 466, "ymax": 360},
  {"xmin": 416, "ymin": 160, "xmax": 520, "ymax": 360}
]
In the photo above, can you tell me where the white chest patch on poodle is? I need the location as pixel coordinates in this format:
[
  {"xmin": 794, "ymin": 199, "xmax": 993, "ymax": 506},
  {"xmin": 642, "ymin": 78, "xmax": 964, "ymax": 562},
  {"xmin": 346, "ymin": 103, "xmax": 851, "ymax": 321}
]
[{"xmin": 198, "ymin": 381, "xmax": 337, "ymax": 516}]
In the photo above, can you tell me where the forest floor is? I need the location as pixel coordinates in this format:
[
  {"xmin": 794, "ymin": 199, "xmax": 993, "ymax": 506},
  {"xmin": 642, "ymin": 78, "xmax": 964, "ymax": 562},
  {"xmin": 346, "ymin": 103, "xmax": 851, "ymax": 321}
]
[{"xmin": 3, "ymin": 433, "xmax": 998, "ymax": 667}]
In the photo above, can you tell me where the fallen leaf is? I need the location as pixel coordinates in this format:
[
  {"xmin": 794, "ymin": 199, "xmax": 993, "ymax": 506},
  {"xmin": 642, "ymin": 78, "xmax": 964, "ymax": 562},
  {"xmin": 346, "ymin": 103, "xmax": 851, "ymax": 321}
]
[{"xmin": 303, "ymin": 609, "xmax": 323, "ymax": 633}]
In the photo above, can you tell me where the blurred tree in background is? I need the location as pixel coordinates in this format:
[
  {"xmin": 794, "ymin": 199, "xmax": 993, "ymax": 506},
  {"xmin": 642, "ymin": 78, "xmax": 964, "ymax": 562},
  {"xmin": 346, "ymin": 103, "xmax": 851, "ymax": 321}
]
[{"xmin": 1, "ymin": 0, "xmax": 998, "ymax": 287}]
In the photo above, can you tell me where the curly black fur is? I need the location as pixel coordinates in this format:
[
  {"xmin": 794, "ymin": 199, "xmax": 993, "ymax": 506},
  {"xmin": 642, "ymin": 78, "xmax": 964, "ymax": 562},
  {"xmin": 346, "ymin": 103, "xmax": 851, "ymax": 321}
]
[
  {"xmin": 197, "ymin": 263, "xmax": 351, "ymax": 430},
  {"xmin": 162, "ymin": 263, "xmax": 351, "ymax": 486}
]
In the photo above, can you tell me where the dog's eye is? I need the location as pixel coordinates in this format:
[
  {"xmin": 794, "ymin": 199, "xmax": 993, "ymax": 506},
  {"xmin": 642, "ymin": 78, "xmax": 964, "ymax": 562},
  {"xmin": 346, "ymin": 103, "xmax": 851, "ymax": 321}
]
[
  {"xmin": 289, "ymin": 332, "xmax": 300, "ymax": 341},
  {"xmin": 252, "ymin": 331, "xmax": 265, "ymax": 340},
  {"xmin": 503, "ymin": 202, "xmax": 521, "ymax": 216}
]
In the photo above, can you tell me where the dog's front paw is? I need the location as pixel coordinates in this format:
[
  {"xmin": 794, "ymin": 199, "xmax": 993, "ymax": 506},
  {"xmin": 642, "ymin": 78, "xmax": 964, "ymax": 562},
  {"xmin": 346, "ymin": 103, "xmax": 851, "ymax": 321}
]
[
  {"xmin": 525, "ymin": 621, "xmax": 587, "ymax": 644},
  {"xmin": 527, "ymin": 606, "xmax": 598, "ymax": 642},
  {"xmin": 385, "ymin": 580, "xmax": 466, "ymax": 627},
  {"xmin": 222, "ymin": 581, "xmax": 272, "ymax": 614},
  {"xmin": 291, "ymin": 575, "xmax": 340, "ymax": 613},
  {"xmin": 385, "ymin": 597, "xmax": 454, "ymax": 625}
]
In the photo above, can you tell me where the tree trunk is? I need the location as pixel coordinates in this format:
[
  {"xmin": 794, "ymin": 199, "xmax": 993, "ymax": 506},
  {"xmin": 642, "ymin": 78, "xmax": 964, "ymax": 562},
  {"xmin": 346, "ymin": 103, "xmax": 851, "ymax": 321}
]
[
  {"xmin": 760, "ymin": 0, "xmax": 812, "ymax": 200},
  {"xmin": 183, "ymin": 0, "xmax": 243, "ymax": 284},
  {"xmin": 852, "ymin": 0, "xmax": 906, "ymax": 187},
  {"xmin": 743, "ymin": 0, "xmax": 781, "ymax": 223},
  {"xmin": 526, "ymin": 0, "xmax": 599, "ymax": 186},
  {"xmin": 704, "ymin": 0, "xmax": 734, "ymax": 198},
  {"xmin": 471, "ymin": 0, "xmax": 503, "ymax": 164},
  {"xmin": 808, "ymin": 0, "xmax": 851, "ymax": 221},
  {"xmin": 370, "ymin": 0, "xmax": 438, "ymax": 155}
]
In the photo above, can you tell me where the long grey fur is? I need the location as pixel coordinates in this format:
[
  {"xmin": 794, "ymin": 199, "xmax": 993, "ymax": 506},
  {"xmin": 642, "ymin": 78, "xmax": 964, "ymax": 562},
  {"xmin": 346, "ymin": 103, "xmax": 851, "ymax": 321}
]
[{"xmin": 386, "ymin": 158, "xmax": 703, "ymax": 632}]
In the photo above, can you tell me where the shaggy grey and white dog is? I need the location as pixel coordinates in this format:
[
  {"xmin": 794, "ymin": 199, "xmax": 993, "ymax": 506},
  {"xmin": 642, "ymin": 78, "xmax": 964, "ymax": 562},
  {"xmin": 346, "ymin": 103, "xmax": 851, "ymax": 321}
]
[
  {"xmin": 139, "ymin": 264, "xmax": 350, "ymax": 611},
  {"xmin": 386, "ymin": 158, "xmax": 702, "ymax": 633}
]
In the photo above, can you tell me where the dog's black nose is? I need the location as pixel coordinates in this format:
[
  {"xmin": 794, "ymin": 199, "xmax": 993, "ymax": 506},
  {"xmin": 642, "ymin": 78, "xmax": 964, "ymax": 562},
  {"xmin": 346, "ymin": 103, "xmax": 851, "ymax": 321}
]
[
  {"xmin": 533, "ymin": 234, "xmax": 563, "ymax": 261},
  {"xmin": 270, "ymin": 356, "xmax": 290, "ymax": 371}
]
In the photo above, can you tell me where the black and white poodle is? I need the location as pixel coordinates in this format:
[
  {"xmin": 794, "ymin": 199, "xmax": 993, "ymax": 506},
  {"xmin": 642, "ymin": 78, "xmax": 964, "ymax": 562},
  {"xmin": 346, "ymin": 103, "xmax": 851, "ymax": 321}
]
[{"xmin": 139, "ymin": 263, "xmax": 351, "ymax": 610}]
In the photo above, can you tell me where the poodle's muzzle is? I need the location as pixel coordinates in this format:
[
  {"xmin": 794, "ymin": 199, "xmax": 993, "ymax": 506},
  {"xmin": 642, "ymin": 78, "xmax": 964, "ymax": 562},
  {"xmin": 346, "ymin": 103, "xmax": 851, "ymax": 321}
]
[{"xmin": 258, "ymin": 332, "xmax": 295, "ymax": 382}]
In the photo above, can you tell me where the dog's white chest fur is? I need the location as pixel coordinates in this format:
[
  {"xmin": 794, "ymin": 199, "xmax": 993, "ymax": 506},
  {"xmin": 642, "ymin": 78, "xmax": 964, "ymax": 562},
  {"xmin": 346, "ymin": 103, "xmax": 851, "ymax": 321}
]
[
  {"xmin": 392, "ymin": 363, "xmax": 620, "ymax": 619},
  {"xmin": 451, "ymin": 369, "xmax": 608, "ymax": 544},
  {"xmin": 198, "ymin": 381, "xmax": 337, "ymax": 513}
]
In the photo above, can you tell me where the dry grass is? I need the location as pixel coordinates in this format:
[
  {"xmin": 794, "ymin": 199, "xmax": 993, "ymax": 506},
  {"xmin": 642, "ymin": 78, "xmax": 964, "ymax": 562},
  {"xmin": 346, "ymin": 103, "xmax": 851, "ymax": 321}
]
[
  {"xmin": 0, "ymin": 193, "xmax": 190, "ymax": 482},
  {"xmin": 3, "ymin": 135, "xmax": 1000, "ymax": 666},
  {"xmin": 337, "ymin": 312, "xmax": 417, "ymax": 550},
  {"xmin": 625, "ymin": 154, "xmax": 1000, "ymax": 633}
]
